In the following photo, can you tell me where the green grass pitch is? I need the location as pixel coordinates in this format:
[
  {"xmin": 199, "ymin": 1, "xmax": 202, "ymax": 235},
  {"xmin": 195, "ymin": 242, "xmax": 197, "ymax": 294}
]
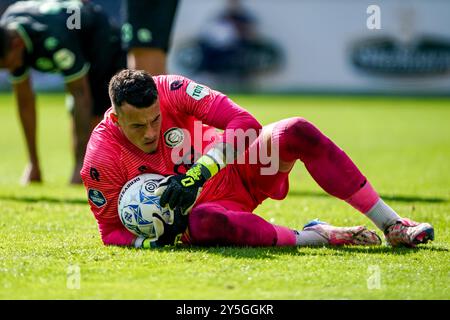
[{"xmin": 0, "ymin": 93, "xmax": 449, "ymax": 299}]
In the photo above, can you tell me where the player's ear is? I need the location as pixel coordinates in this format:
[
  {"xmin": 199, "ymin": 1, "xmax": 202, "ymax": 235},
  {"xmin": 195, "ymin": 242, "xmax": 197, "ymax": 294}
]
[{"xmin": 110, "ymin": 112, "xmax": 119, "ymax": 124}]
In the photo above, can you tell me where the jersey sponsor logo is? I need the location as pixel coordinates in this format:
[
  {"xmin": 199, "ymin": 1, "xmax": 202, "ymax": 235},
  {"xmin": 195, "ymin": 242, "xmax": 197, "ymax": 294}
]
[
  {"xmin": 170, "ymin": 80, "xmax": 184, "ymax": 91},
  {"xmin": 89, "ymin": 167, "xmax": 100, "ymax": 182},
  {"xmin": 88, "ymin": 189, "xmax": 107, "ymax": 208},
  {"xmin": 53, "ymin": 48, "xmax": 75, "ymax": 70},
  {"xmin": 164, "ymin": 128, "xmax": 184, "ymax": 148},
  {"xmin": 186, "ymin": 82, "xmax": 210, "ymax": 100}
]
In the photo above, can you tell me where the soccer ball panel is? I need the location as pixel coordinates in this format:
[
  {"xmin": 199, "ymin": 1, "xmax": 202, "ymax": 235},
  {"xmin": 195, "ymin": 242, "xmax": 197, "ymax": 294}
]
[{"xmin": 118, "ymin": 174, "xmax": 171, "ymax": 240}]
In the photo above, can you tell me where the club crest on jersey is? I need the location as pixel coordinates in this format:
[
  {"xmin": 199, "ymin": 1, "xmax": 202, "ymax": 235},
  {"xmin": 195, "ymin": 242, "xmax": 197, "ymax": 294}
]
[
  {"xmin": 186, "ymin": 82, "xmax": 210, "ymax": 100},
  {"xmin": 88, "ymin": 189, "xmax": 107, "ymax": 208},
  {"xmin": 53, "ymin": 48, "xmax": 75, "ymax": 70},
  {"xmin": 164, "ymin": 128, "xmax": 184, "ymax": 148}
]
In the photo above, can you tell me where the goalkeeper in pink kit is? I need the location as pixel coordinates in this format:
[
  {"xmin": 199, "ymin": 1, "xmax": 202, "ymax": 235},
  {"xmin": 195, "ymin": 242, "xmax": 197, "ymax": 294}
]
[{"xmin": 81, "ymin": 70, "xmax": 434, "ymax": 249}]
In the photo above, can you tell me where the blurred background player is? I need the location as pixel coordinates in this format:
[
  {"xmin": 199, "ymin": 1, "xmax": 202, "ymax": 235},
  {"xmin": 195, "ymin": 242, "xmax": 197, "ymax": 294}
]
[
  {"xmin": 122, "ymin": 0, "xmax": 179, "ymax": 74},
  {"xmin": 175, "ymin": 0, "xmax": 281, "ymax": 90},
  {"xmin": 81, "ymin": 70, "xmax": 434, "ymax": 249},
  {"xmin": 0, "ymin": 0, "xmax": 126, "ymax": 184}
]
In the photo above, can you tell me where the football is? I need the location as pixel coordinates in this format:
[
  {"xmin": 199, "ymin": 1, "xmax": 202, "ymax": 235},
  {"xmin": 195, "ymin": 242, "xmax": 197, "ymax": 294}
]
[{"xmin": 118, "ymin": 173, "xmax": 172, "ymax": 240}]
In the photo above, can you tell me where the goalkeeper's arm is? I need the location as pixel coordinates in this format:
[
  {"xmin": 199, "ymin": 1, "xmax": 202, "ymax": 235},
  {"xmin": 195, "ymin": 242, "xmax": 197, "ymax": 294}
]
[
  {"xmin": 155, "ymin": 85, "xmax": 262, "ymax": 214},
  {"xmin": 155, "ymin": 142, "xmax": 233, "ymax": 215}
]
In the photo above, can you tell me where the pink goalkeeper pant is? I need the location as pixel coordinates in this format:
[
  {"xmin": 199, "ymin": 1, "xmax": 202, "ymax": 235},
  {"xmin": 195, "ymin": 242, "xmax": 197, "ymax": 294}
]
[{"xmin": 183, "ymin": 117, "xmax": 379, "ymax": 246}]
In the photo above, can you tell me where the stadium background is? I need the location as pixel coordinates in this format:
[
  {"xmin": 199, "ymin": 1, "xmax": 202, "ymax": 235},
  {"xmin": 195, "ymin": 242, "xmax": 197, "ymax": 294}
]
[{"xmin": 1, "ymin": 0, "xmax": 449, "ymax": 94}]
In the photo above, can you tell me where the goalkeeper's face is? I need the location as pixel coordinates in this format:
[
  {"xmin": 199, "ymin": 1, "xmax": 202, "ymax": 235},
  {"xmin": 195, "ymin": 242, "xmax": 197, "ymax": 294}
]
[{"xmin": 116, "ymin": 100, "xmax": 162, "ymax": 153}]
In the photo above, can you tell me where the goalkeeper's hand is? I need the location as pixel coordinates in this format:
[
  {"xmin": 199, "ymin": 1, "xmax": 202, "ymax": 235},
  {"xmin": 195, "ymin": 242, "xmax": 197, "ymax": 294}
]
[
  {"xmin": 155, "ymin": 164, "xmax": 208, "ymax": 215},
  {"xmin": 155, "ymin": 144, "xmax": 229, "ymax": 215},
  {"xmin": 154, "ymin": 207, "xmax": 188, "ymax": 246},
  {"xmin": 141, "ymin": 208, "xmax": 188, "ymax": 248}
]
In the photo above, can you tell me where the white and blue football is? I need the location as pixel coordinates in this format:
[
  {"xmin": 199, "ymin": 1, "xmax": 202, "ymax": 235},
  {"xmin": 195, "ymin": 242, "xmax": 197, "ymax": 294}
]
[{"xmin": 118, "ymin": 174, "xmax": 172, "ymax": 240}]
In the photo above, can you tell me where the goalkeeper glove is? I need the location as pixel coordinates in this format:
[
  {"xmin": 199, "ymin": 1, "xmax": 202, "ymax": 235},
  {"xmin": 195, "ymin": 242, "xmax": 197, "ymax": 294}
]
[
  {"xmin": 155, "ymin": 163, "xmax": 208, "ymax": 215},
  {"xmin": 139, "ymin": 207, "xmax": 189, "ymax": 248},
  {"xmin": 155, "ymin": 144, "xmax": 228, "ymax": 215}
]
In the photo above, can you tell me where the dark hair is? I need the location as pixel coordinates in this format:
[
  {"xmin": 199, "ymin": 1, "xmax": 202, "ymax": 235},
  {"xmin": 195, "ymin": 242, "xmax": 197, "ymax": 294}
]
[
  {"xmin": 0, "ymin": 26, "xmax": 11, "ymax": 59},
  {"xmin": 108, "ymin": 69, "xmax": 158, "ymax": 110}
]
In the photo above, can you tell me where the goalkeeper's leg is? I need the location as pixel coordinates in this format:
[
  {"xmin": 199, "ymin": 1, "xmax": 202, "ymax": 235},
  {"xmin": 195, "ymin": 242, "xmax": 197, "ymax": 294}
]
[
  {"xmin": 266, "ymin": 117, "xmax": 433, "ymax": 247},
  {"xmin": 183, "ymin": 202, "xmax": 380, "ymax": 247}
]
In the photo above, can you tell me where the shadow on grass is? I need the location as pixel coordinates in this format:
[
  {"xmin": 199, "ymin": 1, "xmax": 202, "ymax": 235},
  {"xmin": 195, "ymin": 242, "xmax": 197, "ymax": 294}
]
[
  {"xmin": 137, "ymin": 243, "xmax": 448, "ymax": 260},
  {"xmin": 0, "ymin": 194, "xmax": 87, "ymax": 205},
  {"xmin": 288, "ymin": 190, "xmax": 448, "ymax": 204}
]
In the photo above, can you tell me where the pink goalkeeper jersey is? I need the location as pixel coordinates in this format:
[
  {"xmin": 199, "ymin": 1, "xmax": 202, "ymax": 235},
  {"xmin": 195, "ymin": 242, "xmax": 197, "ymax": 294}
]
[{"xmin": 81, "ymin": 75, "xmax": 261, "ymax": 246}]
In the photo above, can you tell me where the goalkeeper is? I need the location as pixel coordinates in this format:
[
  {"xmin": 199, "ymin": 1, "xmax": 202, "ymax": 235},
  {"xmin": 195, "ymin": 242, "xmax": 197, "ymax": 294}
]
[{"xmin": 81, "ymin": 69, "xmax": 434, "ymax": 249}]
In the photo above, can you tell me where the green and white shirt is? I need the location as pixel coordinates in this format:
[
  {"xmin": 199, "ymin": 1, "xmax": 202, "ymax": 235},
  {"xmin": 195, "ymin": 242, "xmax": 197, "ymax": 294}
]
[{"xmin": 1, "ymin": 0, "xmax": 91, "ymax": 84}]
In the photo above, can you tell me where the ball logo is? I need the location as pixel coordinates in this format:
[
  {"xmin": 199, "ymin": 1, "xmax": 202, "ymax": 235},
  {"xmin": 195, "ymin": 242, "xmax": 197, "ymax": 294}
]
[
  {"xmin": 164, "ymin": 128, "xmax": 184, "ymax": 148},
  {"xmin": 123, "ymin": 208, "xmax": 133, "ymax": 223},
  {"xmin": 144, "ymin": 180, "xmax": 159, "ymax": 193},
  {"xmin": 118, "ymin": 176, "xmax": 141, "ymax": 204}
]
